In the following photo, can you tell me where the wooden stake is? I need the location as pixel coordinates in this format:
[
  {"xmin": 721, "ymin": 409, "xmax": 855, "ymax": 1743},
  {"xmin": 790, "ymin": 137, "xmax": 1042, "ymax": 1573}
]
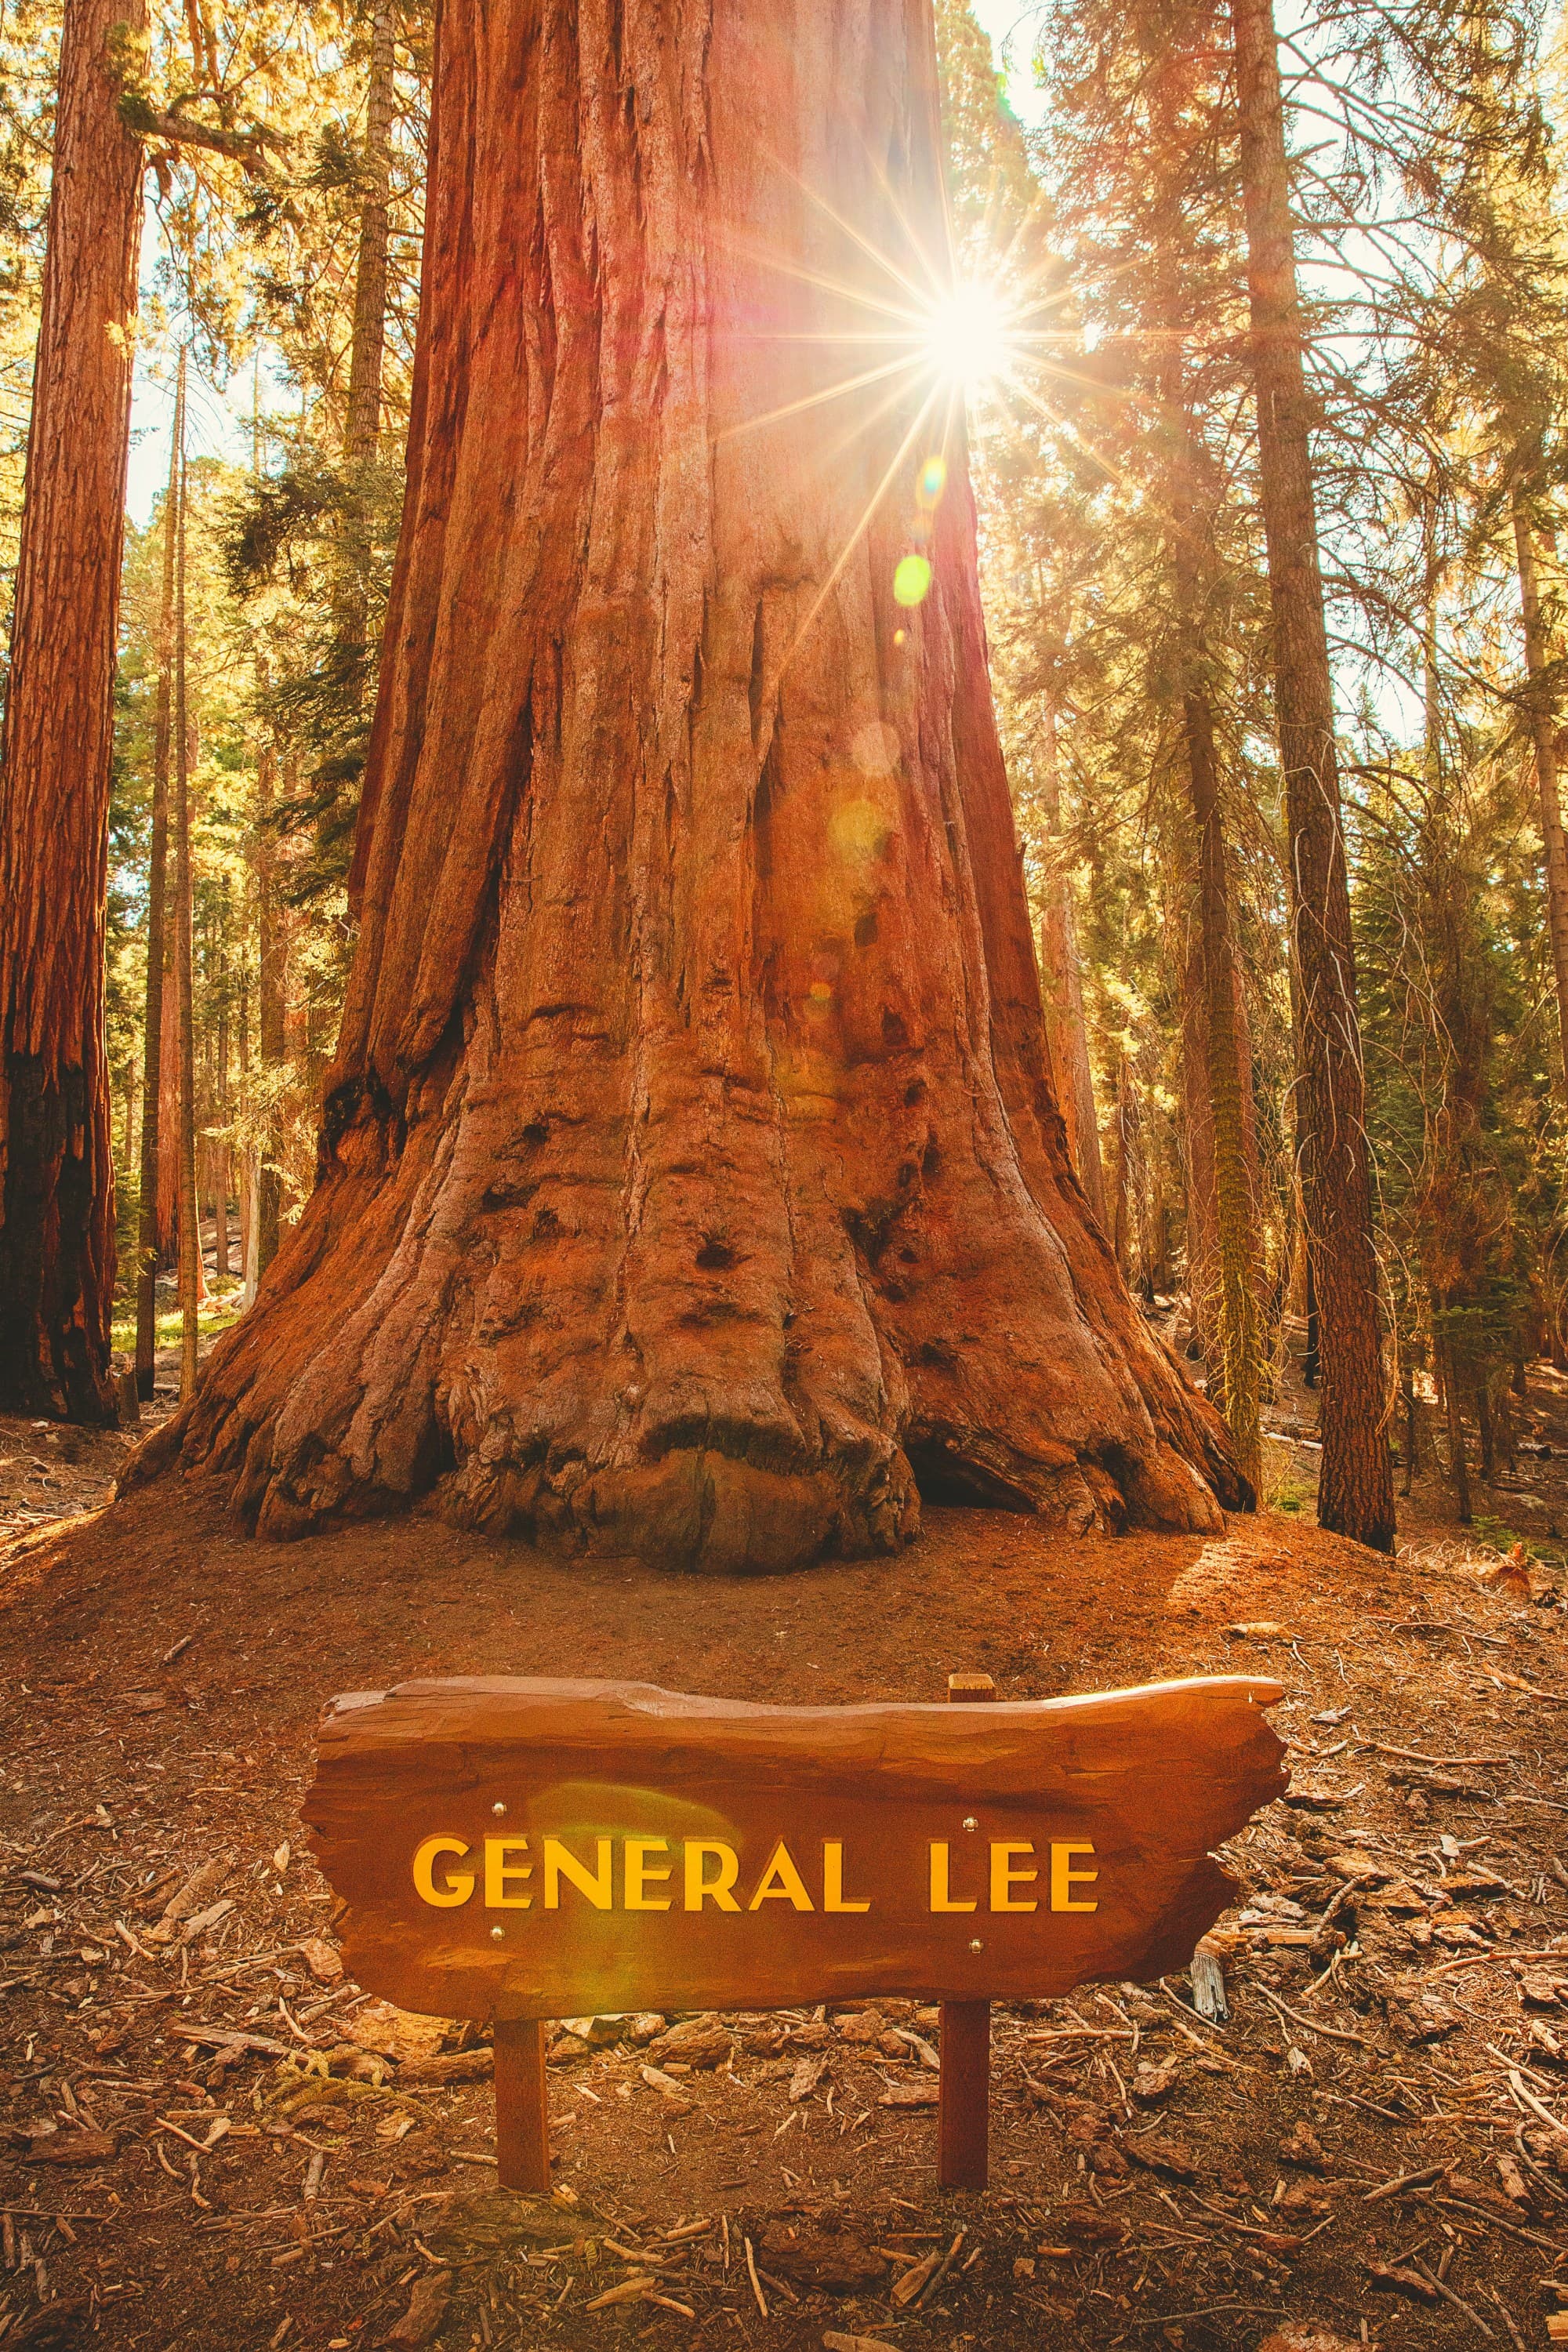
[
  {"xmin": 493, "ymin": 2016, "xmax": 550, "ymax": 2192},
  {"xmin": 938, "ymin": 1671, "xmax": 994, "ymax": 2192}
]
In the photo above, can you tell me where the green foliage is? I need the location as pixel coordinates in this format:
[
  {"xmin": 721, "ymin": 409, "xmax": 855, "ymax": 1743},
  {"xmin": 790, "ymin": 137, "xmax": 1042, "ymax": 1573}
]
[{"xmin": 934, "ymin": 0, "xmax": 1568, "ymax": 1464}]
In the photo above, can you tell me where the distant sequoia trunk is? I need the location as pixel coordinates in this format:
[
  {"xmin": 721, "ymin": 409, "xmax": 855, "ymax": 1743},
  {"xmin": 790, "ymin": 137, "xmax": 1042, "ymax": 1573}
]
[
  {"xmin": 132, "ymin": 0, "xmax": 1247, "ymax": 1569},
  {"xmin": 1229, "ymin": 0, "xmax": 1396, "ymax": 1552}
]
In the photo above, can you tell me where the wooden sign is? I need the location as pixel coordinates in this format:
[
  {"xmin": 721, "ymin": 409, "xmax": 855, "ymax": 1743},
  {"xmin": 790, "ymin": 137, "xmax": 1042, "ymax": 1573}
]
[
  {"xmin": 307, "ymin": 1672, "xmax": 1284, "ymax": 2194},
  {"xmin": 307, "ymin": 1673, "xmax": 1283, "ymax": 2020}
]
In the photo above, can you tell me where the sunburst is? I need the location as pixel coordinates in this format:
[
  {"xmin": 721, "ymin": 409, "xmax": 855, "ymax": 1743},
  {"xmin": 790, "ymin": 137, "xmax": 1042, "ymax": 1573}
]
[{"xmin": 720, "ymin": 147, "xmax": 1097, "ymax": 691}]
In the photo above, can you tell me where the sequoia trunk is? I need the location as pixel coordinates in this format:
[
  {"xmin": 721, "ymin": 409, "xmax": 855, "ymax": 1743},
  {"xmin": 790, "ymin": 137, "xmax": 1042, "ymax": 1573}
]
[
  {"xmin": 135, "ymin": 354, "xmax": 184, "ymax": 1399},
  {"xmin": 172, "ymin": 430, "xmax": 201, "ymax": 1399},
  {"xmin": 0, "ymin": 0, "xmax": 146, "ymax": 1419},
  {"xmin": 1229, "ymin": 0, "xmax": 1395, "ymax": 1551},
  {"xmin": 136, "ymin": 0, "xmax": 1246, "ymax": 1568}
]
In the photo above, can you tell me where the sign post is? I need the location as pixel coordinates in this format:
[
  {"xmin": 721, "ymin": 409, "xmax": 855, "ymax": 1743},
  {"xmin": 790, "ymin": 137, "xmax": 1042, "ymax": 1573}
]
[
  {"xmin": 306, "ymin": 1671, "xmax": 1285, "ymax": 2196},
  {"xmin": 493, "ymin": 2016, "xmax": 549, "ymax": 2194},
  {"xmin": 938, "ymin": 1671, "xmax": 996, "ymax": 2193}
]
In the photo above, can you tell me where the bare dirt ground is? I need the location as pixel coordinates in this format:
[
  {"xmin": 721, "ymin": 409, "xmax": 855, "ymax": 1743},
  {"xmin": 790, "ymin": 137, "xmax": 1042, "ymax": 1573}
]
[{"xmin": 6, "ymin": 1352, "xmax": 1568, "ymax": 2350}]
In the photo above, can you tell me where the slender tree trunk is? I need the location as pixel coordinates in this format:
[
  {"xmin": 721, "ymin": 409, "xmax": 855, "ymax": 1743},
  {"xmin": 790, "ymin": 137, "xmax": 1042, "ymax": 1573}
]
[
  {"xmin": 215, "ymin": 909, "xmax": 231, "ymax": 1280},
  {"xmin": 1497, "ymin": 1374, "xmax": 1515, "ymax": 1477},
  {"xmin": 1111, "ymin": 1055, "xmax": 1134, "ymax": 1278},
  {"xmin": 0, "ymin": 0, "xmax": 147, "ymax": 1419},
  {"xmin": 1475, "ymin": 1373, "xmax": 1495, "ymax": 1485},
  {"xmin": 1512, "ymin": 493, "xmax": 1568, "ymax": 1100},
  {"xmin": 1159, "ymin": 366, "xmax": 1264, "ymax": 1490},
  {"xmin": 173, "ymin": 424, "xmax": 201, "ymax": 1400},
  {"xmin": 1178, "ymin": 915, "xmax": 1221, "ymax": 1368},
  {"xmin": 135, "ymin": 353, "xmax": 184, "ymax": 1398},
  {"xmin": 1036, "ymin": 699, "xmax": 1106, "ymax": 1225},
  {"xmin": 135, "ymin": 0, "xmax": 1245, "ymax": 1563},
  {"xmin": 155, "ymin": 962, "xmax": 180, "ymax": 1267},
  {"xmin": 1145, "ymin": 1158, "xmax": 1172, "ymax": 1301},
  {"xmin": 254, "ymin": 719, "xmax": 285, "ymax": 1278},
  {"xmin": 1438, "ymin": 1313, "xmax": 1472, "ymax": 1526},
  {"xmin": 1399, "ymin": 1360, "xmax": 1417, "ymax": 1497},
  {"xmin": 1182, "ymin": 677, "xmax": 1263, "ymax": 1491},
  {"xmin": 213, "ymin": 1152, "xmax": 230, "ymax": 1281},
  {"xmin": 345, "ymin": 0, "xmax": 395, "ymax": 468},
  {"xmin": 1229, "ymin": 0, "xmax": 1395, "ymax": 1551},
  {"xmin": 237, "ymin": 952, "xmax": 256, "ymax": 1305},
  {"xmin": 334, "ymin": 0, "xmax": 397, "ymax": 677}
]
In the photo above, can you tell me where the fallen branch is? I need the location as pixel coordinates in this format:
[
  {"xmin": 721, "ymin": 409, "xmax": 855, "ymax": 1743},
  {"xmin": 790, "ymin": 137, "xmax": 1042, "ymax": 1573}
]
[
  {"xmin": 1363, "ymin": 2162, "xmax": 1450, "ymax": 2203},
  {"xmin": 918, "ymin": 2229, "xmax": 965, "ymax": 2305},
  {"xmin": 1507, "ymin": 2067, "xmax": 1568, "ymax": 2140},
  {"xmin": 170, "ymin": 2023, "xmax": 289, "ymax": 2060},
  {"xmin": 1360, "ymin": 1743, "xmax": 1512, "ymax": 1769}
]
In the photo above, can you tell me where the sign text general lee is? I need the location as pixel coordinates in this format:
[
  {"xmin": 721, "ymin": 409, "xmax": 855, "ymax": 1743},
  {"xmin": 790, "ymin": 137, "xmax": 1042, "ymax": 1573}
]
[{"xmin": 411, "ymin": 1829, "xmax": 1100, "ymax": 1916}]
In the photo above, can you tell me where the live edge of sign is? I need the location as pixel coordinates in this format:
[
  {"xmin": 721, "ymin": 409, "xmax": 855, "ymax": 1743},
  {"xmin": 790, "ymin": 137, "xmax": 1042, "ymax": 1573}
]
[{"xmin": 410, "ymin": 1833, "xmax": 1100, "ymax": 1916}]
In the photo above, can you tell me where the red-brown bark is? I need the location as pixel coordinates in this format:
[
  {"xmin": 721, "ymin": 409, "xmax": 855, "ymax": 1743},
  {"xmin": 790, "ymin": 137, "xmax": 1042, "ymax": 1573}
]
[
  {"xmin": 136, "ymin": 353, "xmax": 183, "ymax": 1398},
  {"xmin": 135, "ymin": 0, "xmax": 1246, "ymax": 1569},
  {"xmin": 155, "ymin": 962, "xmax": 180, "ymax": 1267},
  {"xmin": 1229, "ymin": 0, "xmax": 1395, "ymax": 1551},
  {"xmin": 0, "ymin": 0, "xmax": 147, "ymax": 1420}
]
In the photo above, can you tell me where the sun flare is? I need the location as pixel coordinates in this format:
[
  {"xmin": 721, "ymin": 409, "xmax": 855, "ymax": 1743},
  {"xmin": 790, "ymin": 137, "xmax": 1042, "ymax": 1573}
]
[{"xmin": 921, "ymin": 278, "xmax": 1020, "ymax": 389}]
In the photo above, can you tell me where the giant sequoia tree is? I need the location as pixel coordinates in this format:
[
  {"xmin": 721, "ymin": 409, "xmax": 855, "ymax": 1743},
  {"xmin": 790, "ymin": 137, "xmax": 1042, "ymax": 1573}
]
[
  {"xmin": 0, "ymin": 0, "xmax": 146, "ymax": 1421},
  {"xmin": 137, "ymin": 0, "xmax": 1246, "ymax": 1570}
]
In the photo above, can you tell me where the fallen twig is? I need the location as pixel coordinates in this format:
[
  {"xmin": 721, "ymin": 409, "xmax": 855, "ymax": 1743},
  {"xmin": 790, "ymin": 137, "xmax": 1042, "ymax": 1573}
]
[
  {"xmin": 742, "ymin": 2235, "xmax": 768, "ymax": 2320},
  {"xmin": 1254, "ymin": 1984, "xmax": 1373, "ymax": 2049},
  {"xmin": 1412, "ymin": 2256, "xmax": 1494, "ymax": 2338}
]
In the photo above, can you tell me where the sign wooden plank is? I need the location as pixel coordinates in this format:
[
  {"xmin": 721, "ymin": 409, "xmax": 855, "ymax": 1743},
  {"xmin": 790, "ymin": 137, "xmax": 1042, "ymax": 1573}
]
[{"xmin": 305, "ymin": 1673, "xmax": 1285, "ymax": 2024}]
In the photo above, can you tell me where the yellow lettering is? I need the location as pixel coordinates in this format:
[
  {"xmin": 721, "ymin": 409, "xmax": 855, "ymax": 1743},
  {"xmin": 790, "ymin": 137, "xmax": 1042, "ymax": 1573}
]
[
  {"xmin": 625, "ymin": 1838, "xmax": 672, "ymax": 1910},
  {"xmin": 822, "ymin": 1840, "xmax": 871, "ymax": 1912},
  {"xmin": 989, "ymin": 1841, "xmax": 1037, "ymax": 1911},
  {"xmin": 1051, "ymin": 1841, "xmax": 1098, "ymax": 1912},
  {"xmin": 684, "ymin": 1840, "xmax": 741, "ymax": 1911},
  {"xmin": 484, "ymin": 1837, "xmax": 533, "ymax": 1908},
  {"xmin": 412, "ymin": 1835, "xmax": 474, "ymax": 1908},
  {"xmin": 928, "ymin": 1842, "xmax": 978, "ymax": 1912},
  {"xmin": 746, "ymin": 1839, "xmax": 815, "ymax": 1911},
  {"xmin": 543, "ymin": 1835, "xmax": 613, "ymax": 1910}
]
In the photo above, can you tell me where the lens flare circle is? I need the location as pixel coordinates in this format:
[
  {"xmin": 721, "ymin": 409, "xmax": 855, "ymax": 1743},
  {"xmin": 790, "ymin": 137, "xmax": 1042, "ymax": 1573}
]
[{"xmin": 893, "ymin": 554, "xmax": 932, "ymax": 607}]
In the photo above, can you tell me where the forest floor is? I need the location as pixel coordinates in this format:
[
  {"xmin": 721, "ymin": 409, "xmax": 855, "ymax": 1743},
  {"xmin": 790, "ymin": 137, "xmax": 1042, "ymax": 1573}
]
[{"xmin": 7, "ymin": 1333, "xmax": 1568, "ymax": 2350}]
